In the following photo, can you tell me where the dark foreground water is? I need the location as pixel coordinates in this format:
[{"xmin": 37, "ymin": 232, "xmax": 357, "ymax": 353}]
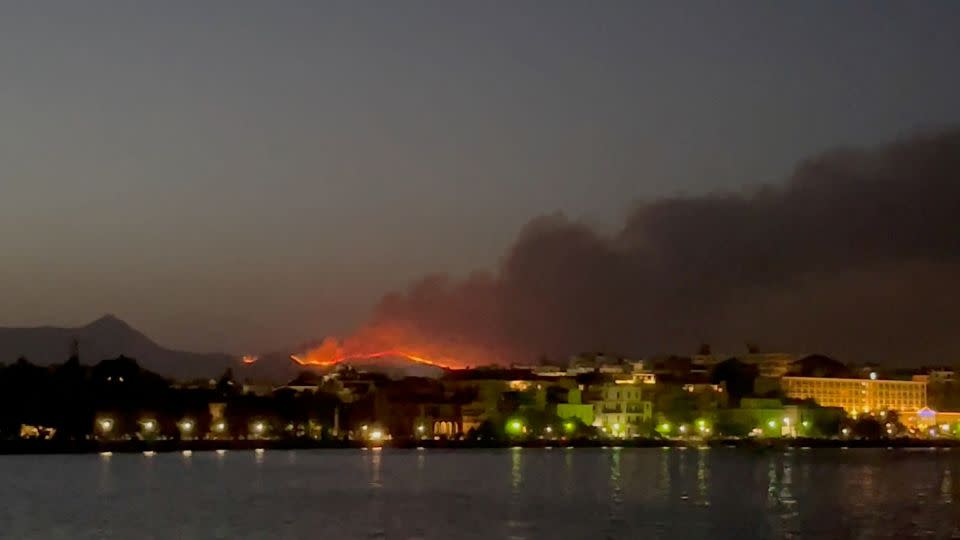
[{"xmin": 2, "ymin": 447, "xmax": 960, "ymax": 539}]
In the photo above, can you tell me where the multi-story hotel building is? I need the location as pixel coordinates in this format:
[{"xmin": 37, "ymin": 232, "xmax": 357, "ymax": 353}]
[{"xmin": 781, "ymin": 376, "xmax": 926, "ymax": 414}]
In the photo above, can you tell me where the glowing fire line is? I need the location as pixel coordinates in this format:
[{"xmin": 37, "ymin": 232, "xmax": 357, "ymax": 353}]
[{"xmin": 289, "ymin": 350, "xmax": 458, "ymax": 370}]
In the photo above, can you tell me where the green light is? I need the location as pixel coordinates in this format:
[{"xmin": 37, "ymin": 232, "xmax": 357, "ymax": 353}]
[
  {"xmin": 659, "ymin": 423, "xmax": 671, "ymax": 432},
  {"xmin": 767, "ymin": 420, "xmax": 777, "ymax": 428},
  {"xmin": 506, "ymin": 419, "xmax": 525, "ymax": 435},
  {"xmin": 564, "ymin": 421, "xmax": 575, "ymax": 433}
]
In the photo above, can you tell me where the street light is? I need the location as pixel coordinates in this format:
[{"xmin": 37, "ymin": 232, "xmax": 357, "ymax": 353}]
[
  {"xmin": 98, "ymin": 418, "xmax": 114, "ymax": 433},
  {"xmin": 141, "ymin": 419, "xmax": 156, "ymax": 433}
]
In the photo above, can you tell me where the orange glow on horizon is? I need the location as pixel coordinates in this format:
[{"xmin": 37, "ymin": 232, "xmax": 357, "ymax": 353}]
[
  {"xmin": 288, "ymin": 320, "xmax": 501, "ymax": 371},
  {"xmin": 289, "ymin": 349, "xmax": 460, "ymax": 370},
  {"xmin": 241, "ymin": 355, "xmax": 258, "ymax": 365}
]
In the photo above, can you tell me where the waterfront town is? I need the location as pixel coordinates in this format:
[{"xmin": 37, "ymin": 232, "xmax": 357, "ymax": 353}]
[{"xmin": 4, "ymin": 343, "xmax": 960, "ymax": 451}]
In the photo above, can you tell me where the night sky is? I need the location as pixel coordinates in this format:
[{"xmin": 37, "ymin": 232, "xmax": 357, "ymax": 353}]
[{"xmin": 2, "ymin": 2, "xmax": 960, "ymax": 361}]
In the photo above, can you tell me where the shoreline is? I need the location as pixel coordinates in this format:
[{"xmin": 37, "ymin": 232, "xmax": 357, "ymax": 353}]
[{"xmin": 2, "ymin": 437, "xmax": 959, "ymax": 455}]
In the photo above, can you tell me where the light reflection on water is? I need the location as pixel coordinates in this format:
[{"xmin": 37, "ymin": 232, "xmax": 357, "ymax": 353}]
[{"xmin": 2, "ymin": 449, "xmax": 960, "ymax": 539}]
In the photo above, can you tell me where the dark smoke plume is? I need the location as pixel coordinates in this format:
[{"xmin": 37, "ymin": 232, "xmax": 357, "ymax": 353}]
[{"xmin": 365, "ymin": 129, "xmax": 960, "ymax": 366}]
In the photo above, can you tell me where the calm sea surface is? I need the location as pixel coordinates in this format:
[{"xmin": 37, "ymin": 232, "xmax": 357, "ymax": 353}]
[{"xmin": 2, "ymin": 447, "xmax": 959, "ymax": 539}]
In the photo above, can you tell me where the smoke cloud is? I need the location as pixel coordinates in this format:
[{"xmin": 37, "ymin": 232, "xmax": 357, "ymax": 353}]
[{"xmin": 344, "ymin": 129, "xmax": 960, "ymax": 366}]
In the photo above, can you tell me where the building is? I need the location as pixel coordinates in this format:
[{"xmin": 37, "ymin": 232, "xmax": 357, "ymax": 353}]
[
  {"xmin": 588, "ymin": 383, "xmax": 653, "ymax": 437},
  {"xmin": 694, "ymin": 352, "xmax": 799, "ymax": 378},
  {"xmin": 781, "ymin": 376, "xmax": 927, "ymax": 414},
  {"xmin": 715, "ymin": 398, "xmax": 843, "ymax": 437},
  {"xmin": 555, "ymin": 388, "xmax": 595, "ymax": 426},
  {"xmin": 904, "ymin": 407, "xmax": 960, "ymax": 434}
]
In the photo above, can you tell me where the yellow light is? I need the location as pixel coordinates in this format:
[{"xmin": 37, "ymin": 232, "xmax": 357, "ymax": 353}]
[
  {"xmin": 782, "ymin": 417, "xmax": 790, "ymax": 425},
  {"xmin": 369, "ymin": 430, "xmax": 384, "ymax": 441},
  {"xmin": 767, "ymin": 420, "xmax": 777, "ymax": 428},
  {"xmin": 182, "ymin": 450, "xmax": 192, "ymax": 457},
  {"xmin": 99, "ymin": 451, "xmax": 112, "ymax": 457},
  {"xmin": 180, "ymin": 420, "xmax": 193, "ymax": 432},
  {"xmin": 213, "ymin": 421, "xmax": 226, "ymax": 433},
  {"xmin": 417, "ymin": 425, "xmax": 425, "ymax": 432},
  {"xmin": 143, "ymin": 450, "xmax": 156, "ymax": 457},
  {"xmin": 255, "ymin": 448, "xmax": 265, "ymax": 454},
  {"xmin": 99, "ymin": 419, "xmax": 114, "ymax": 432},
  {"xmin": 679, "ymin": 425, "xmax": 687, "ymax": 434},
  {"xmin": 252, "ymin": 422, "xmax": 265, "ymax": 434},
  {"xmin": 361, "ymin": 424, "xmax": 368, "ymax": 431},
  {"xmin": 142, "ymin": 420, "xmax": 156, "ymax": 432},
  {"xmin": 545, "ymin": 426, "xmax": 553, "ymax": 434},
  {"xmin": 612, "ymin": 423, "xmax": 620, "ymax": 431}
]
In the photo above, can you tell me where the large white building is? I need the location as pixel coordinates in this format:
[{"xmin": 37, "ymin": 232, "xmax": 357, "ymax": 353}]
[
  {"xmin": 781, "ymin": 376, "xmax": 926, "ymax": 414},
  {"xmin": 589, "ymin": 383, "xmax": 653, "ymax": 437}
]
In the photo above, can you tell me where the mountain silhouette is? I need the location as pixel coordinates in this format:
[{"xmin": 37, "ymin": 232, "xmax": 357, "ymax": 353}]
[
  {"xmin": 0, "ymin": 315, "xmax": 237, "ymax": 379},
  {"xmin": 0, "ymin": 316, "xmax": 447, "ymax": 383}
]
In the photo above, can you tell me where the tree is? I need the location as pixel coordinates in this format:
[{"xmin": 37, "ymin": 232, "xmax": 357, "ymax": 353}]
[
  {"xmin": 710, "ymin": 358, "xmax": 759, "ymax": 407},
  {"xmin": 216, "ymin": 368, "xmax": 239, "ymax": 397}
]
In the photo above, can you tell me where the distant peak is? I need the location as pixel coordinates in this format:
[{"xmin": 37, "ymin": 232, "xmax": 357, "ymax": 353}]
[{"xmin": 86, "ymin": 314, "xmax": 132, "ymax": 330}]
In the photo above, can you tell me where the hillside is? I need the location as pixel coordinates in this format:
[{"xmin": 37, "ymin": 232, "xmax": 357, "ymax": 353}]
[
  {"xmin": 0, "ymin": 316, "xmax": 451, "ymax": 382},
  {"xmin": 0, "ymin": 315, "xmax": 237, "ymax": 379}
]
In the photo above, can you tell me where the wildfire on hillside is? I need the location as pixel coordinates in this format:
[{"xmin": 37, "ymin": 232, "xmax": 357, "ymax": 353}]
[
  {"xmin": 287, "ymin": 323, "xmax": 492, "ymax": 371},
  {"xmin": 289, "ymin": 347, "xmax": 456, "ymax": 370}
]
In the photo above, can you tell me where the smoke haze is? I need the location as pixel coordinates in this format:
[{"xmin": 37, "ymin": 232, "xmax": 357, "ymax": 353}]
[{"xmin": 345, "ymin": 129, "xmax": 960, "ymax": 366}]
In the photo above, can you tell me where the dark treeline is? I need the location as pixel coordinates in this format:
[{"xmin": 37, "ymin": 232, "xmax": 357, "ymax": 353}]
[{"xmin": 0, "ymin": 354, "xmax": 341, "ymax": 441}]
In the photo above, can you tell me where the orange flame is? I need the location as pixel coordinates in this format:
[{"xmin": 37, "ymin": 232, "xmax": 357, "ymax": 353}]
[
  {"xmin": 290, "ymin": 349, "xmax": 456, "ymax": 370},
  {"xmin": 241, "ymin": 355, "xmax": 259, "ymax": 365},
  {"xmin": 287, "ymin": 323, "xmax": 487, "ymax": 371}
]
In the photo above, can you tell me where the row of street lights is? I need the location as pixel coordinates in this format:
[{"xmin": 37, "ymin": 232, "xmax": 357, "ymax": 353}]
[{"xmin": 95, "ymin": 417, "xmax": 264, "ymax": 438}]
